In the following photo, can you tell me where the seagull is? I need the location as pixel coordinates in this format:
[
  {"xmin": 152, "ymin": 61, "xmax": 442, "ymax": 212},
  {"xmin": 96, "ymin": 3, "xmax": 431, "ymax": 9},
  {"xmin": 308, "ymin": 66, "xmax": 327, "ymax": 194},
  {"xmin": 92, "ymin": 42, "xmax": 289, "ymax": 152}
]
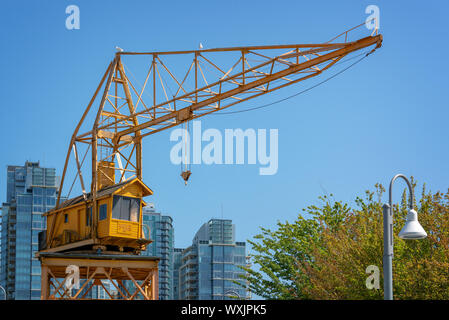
[{"xmin": 115, "ymin": 46, "xmax": 124, "ymax": 52}]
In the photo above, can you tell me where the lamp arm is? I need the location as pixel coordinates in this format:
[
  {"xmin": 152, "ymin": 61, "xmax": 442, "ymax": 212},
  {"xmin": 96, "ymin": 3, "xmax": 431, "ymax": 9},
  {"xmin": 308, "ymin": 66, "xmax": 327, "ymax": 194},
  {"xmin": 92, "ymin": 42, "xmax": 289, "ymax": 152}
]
[{"xmin": 389, "ymin": 174, "xmax": 414, "ymax": 210}]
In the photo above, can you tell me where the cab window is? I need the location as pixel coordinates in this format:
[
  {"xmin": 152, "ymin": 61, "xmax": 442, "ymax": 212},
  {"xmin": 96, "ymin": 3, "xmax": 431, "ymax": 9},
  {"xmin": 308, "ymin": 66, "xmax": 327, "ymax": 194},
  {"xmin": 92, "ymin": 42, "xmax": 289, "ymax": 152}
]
[
  {"xmin": 99, "ymin": 203, "xmax": 108, "ymax": 221},
  {"xmin": 112, "ymin": 196, "xmax": 140, "ymax": 222}
]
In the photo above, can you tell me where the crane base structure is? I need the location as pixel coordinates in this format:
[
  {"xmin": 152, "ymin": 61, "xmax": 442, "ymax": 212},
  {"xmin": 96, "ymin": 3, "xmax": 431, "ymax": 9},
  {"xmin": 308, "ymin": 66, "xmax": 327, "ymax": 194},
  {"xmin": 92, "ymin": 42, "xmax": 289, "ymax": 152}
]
[{"xmin": 38, "ymin": 252, "xmax": 159, "ymax": 300}]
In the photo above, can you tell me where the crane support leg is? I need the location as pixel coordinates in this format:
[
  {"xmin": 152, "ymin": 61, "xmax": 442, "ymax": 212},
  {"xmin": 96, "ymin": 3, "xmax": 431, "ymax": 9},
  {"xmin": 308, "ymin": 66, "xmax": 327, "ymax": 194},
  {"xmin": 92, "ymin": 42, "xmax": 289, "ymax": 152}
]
[{"xmin": 38, "ymin": 253, "xmax": 159, "ymax": 300}]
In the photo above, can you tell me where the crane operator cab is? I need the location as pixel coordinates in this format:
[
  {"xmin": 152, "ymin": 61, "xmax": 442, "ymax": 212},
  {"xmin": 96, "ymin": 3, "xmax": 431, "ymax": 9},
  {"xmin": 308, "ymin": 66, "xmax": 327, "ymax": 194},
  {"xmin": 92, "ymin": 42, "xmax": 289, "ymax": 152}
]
[{"xmin": 39, "ymin": 177, "xmax": 153, "ymax": 255}]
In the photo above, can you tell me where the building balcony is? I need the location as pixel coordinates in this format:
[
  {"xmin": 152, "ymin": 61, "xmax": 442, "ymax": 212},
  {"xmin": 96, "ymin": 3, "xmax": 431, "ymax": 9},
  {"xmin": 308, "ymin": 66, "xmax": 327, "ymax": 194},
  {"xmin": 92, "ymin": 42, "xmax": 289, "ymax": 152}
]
[
  {"xmin": 186, "ymin": 286, "xmax": 198, "ymax": 290},
  {"xmin": 181, "ymin": 277, "xmax": 198, "ymax": 285},
  {"xmin": 185, "ymin": 267, "xmax": 198, "ymax": 274},
  {"xmin": 182, "ymin": 252, "xmax": 197, "ymax": 259},
  {"xmin": 181, "ymin": 275, "xmax": 196, "ymax": 281},
  {"xmin": 184, "ymin": 258, "xmax": 197, "ymax": 265}
]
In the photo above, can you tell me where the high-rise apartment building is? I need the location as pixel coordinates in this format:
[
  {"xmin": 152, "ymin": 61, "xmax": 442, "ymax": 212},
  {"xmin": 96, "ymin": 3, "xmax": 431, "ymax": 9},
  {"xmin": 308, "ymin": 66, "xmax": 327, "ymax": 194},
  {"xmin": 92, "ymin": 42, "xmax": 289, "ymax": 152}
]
[
  {"xmin": 0, "ymin": 162, "xmax": 59, "ymax": 300},
  {"xmin": 173, "ymin": 248, "xmax": 184, "ymax": 299},
  {"xmin": 177, "ymin": 219, "xmax": 247, "ymax": 300},
  {"xmin": 141, "ymin": 204, "xmax": 174, "ymax": 300}
]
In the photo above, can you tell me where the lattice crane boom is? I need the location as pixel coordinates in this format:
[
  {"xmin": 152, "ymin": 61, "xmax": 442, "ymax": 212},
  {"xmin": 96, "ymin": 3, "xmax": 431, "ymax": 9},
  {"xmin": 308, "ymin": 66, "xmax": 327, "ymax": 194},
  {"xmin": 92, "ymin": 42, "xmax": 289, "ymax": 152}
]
[{"xmin": 53, "ymin": 26, "xmax": 382, "ymax": 245}]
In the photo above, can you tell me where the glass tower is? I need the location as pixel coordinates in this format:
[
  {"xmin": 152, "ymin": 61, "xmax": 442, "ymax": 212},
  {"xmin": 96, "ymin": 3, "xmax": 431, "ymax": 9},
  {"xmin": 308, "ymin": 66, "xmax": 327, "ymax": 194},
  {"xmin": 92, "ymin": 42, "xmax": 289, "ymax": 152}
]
[
  {"xmin": 177, "ymin": 219, "xmax": 247, "ymax": 300},
  {"xmin": 0, "ymin": 213, "xmax": 2, "ymax": 299},
  {"xmin": 141, "ymin": 204, "xmax": 174, "ymax": 300},
  {"xmin": 173, "ymin": 248, "xmax": 184, "ymax": 299},
  {"xmin": 0, "ymin": 161, "xmax": 59, "ymax": 300}
]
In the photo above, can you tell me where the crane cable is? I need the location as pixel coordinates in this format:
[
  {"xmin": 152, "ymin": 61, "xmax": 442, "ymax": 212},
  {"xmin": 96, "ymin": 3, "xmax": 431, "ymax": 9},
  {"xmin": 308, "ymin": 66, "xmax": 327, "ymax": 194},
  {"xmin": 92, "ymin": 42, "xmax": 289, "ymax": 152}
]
[
  {"xmin": 212, "ymin": 49, "xmax": 375, "ymax": 115},
  {"xmin": 180, "ymin": 119, "xmax": 192, "ymax": 185}
]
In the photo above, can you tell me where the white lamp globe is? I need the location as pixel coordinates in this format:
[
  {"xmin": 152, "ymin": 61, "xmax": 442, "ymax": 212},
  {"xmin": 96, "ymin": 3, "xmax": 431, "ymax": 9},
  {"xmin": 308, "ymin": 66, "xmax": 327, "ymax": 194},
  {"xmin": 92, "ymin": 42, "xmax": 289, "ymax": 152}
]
[{"xmin": 398, "ymin": 209, "xmax": 427, "ymax": 240}]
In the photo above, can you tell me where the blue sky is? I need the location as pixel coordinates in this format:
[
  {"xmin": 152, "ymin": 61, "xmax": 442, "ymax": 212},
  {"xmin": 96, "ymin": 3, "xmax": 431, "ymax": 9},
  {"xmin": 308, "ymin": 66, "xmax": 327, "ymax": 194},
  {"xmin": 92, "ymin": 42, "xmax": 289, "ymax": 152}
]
[{"xmin": 0, "ymin": 0, "xmax": 448, "ymax": 250}]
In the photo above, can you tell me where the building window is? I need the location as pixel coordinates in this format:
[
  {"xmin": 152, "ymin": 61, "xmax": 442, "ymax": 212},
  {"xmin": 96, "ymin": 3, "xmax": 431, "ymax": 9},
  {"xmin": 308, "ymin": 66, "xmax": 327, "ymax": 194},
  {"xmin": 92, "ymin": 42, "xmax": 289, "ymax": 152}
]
[
  {"xmin": 46, "ymin": 197, "xmax": 56, "ymax": 206},
  {"xmin": 64, "ymin": 214, "xmax": 68, "ymax": 223},
  {"xmin": 112, "ymin": 196, "xmax": 140, "ymax": 222},
  {"xmin": 33, "ymin": 196, "xmax": 43, "ymax": 205},
  {"xmin": 99, "ymin": 204, "xmax": 107, "ymax": 221},
  {"xmin": 46, "ymin": 188, "xmax": 56, "ymax": 197}
]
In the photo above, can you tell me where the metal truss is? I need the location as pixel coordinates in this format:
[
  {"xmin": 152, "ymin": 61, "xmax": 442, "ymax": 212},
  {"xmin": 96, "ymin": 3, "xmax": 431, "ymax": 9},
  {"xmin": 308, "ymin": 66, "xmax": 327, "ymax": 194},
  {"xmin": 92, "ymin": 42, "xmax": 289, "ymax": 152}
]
[{"xmin": 56, "ymin": 24, "xmax": 382, "ymax": 217}]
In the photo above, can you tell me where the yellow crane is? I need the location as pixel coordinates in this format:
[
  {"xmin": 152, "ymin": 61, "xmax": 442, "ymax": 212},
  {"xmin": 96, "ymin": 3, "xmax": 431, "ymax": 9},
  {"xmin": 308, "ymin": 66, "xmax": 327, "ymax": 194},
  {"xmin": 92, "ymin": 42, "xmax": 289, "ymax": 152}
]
[{"xmin": 40, "ymin": 23, "xmax": 382, "ymax": 255}]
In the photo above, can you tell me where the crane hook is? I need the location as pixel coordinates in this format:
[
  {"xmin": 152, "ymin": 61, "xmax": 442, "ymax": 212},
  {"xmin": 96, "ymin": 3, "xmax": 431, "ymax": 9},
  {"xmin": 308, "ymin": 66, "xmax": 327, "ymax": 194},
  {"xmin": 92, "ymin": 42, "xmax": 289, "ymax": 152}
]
[{"xmin": 181, "ymin": 170, "xmax": 192, "ymax": 186}]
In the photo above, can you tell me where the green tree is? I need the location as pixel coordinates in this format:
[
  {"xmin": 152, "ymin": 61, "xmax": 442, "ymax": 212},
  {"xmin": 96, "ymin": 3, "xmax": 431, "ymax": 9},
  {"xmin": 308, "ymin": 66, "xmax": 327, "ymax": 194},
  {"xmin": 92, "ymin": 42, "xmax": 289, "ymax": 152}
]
[{"xmin": 241, "ymin": 183, "xmax": 449, "ymax": 299}]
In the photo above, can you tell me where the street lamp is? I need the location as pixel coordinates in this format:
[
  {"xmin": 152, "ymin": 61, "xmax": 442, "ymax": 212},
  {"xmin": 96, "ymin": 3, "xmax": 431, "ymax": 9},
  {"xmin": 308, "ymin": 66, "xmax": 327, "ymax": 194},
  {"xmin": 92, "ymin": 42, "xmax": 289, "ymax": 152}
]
[{"xmin": 383, "ymin": 174, "xmax": 427, "ymax": 300}]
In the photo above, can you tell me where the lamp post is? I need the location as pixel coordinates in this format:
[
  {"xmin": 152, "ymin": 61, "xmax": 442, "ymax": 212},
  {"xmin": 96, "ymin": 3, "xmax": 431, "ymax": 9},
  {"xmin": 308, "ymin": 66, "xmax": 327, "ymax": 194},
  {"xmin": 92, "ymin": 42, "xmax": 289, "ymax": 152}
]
[{"xmin": 383, "ymin": 174, "xmax": 427, "ymax": 300}]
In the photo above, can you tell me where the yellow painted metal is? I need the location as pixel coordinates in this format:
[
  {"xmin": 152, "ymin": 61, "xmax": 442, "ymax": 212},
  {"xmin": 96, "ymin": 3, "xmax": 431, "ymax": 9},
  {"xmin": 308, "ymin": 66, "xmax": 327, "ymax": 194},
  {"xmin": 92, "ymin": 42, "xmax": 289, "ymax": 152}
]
[
  {"xmin": 43, "ymin": 178, "xmax": 153, "ymax": 253},
  {"xmin": 97, "ymin": 161, "xmax": 115, "ymax": 190},
  {"xmin": 110, "ymin": 220, "xmax": 140, "ymax": 239}
]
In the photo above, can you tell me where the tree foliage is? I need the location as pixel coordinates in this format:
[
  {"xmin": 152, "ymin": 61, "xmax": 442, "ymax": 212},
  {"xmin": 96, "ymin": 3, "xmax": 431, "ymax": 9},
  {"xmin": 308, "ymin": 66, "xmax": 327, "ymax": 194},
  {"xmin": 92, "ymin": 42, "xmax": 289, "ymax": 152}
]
[{"xmin": 241, "ymin": 182, "xmax": 449, "ymax": 299}]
